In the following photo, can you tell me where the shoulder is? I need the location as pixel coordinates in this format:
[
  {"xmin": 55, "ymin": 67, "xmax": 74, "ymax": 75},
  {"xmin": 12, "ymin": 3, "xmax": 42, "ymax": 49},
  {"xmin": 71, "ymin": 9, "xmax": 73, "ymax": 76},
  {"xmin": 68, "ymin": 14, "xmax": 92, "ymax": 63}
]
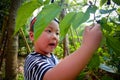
[
  {"xmin": 24, "ymin": 52, "xmax": 46, "ymax": 66},
  {"xmin": 24, "ymin": 52, "xmax": 55, "ymax": 80}
]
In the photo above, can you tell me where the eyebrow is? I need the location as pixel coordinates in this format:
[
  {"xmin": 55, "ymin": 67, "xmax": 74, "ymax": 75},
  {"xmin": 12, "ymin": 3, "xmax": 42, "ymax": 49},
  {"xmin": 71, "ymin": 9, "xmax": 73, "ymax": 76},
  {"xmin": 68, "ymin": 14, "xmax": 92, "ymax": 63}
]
[{"xmin": 47, "ymin": 26, "xmax": 60, "ymax": 32}]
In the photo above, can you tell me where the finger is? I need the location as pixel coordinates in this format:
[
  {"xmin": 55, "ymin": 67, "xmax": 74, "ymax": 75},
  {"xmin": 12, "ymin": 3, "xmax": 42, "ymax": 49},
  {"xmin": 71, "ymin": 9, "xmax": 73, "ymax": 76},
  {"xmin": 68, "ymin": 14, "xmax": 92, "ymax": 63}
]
[
  {"xmin": 94, "ymin": 24, "xmax": 101, "ymax": 27},
  {"xmin": 92, "ymin": 24, "xmax": 101, "ymax": 30},
  {"xmin": 89, "ymin": 26, "xmax": 94, "ymax": 29},
  {"xmin": 84, "ymin": 26, "xmax": 91, "ymax": 31}
]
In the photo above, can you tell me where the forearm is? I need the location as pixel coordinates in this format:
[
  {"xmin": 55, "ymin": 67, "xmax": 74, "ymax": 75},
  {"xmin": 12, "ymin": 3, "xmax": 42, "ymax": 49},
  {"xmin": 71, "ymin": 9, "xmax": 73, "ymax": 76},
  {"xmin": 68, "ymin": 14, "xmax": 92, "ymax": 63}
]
[{"xmin": 44, "ymin": 44, "xmax": 96, "ymax": 80}]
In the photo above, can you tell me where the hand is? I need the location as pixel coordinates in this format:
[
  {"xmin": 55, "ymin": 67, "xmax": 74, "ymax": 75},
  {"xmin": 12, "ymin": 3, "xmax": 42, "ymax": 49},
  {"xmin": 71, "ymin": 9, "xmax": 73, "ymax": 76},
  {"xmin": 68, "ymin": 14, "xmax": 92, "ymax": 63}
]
[{"xmin": 82, "ymin": 24, "xmax": 102, "ymax": 51}]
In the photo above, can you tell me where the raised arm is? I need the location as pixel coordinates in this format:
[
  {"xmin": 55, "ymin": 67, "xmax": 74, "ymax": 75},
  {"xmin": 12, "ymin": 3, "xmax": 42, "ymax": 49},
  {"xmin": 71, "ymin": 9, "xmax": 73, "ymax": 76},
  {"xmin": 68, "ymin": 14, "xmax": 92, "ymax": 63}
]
[{"xmin": 43, "ymin": 24, "xmax": 102, "ymax": 80}]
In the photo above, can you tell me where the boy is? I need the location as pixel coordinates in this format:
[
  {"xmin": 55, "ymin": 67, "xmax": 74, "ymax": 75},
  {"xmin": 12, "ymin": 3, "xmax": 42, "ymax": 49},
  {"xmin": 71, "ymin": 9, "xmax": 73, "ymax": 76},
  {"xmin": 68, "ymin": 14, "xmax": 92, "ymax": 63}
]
[{"xmin": 24, "ymin": 17, "xmax": 102, "ymax": 80}]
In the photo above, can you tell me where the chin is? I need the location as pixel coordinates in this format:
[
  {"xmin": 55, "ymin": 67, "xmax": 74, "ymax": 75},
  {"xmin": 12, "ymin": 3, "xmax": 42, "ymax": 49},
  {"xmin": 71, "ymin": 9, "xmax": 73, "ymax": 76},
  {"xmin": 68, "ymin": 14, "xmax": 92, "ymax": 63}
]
[
  {"xmin": 48, "ymin": 50, "xmax": 54, "ymax": 53},
  {"xmin": 45, "ymin": 49, "xmax": 54, "ymax": 53},
  {"xmin": 44, "ymin": 51, "xmax": 53, "ymax": 54}
]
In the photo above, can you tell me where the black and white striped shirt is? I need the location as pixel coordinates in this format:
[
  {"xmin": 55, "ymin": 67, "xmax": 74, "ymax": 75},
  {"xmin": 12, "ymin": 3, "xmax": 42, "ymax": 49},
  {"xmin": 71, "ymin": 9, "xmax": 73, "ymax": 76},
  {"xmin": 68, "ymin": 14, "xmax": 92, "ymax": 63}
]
[{"xmin": 24, "ymin": 52, "xmax": 59, "ymax": 80}]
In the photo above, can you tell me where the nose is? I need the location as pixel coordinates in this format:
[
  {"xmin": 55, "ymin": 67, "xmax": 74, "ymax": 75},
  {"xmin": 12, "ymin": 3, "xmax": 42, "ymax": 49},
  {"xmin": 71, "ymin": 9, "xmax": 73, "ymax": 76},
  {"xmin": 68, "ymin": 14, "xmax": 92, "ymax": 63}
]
[{"xmin": 51, "ymin": 33, "xmax": 59, "ymax": 40}]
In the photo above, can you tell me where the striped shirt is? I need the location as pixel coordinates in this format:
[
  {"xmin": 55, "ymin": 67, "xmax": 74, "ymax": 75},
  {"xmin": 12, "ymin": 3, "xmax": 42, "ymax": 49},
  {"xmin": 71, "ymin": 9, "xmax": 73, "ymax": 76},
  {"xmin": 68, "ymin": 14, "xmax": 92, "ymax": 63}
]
[{"xmin": 24, "ymin": 52, "xmax": 59, "ymax": 80}]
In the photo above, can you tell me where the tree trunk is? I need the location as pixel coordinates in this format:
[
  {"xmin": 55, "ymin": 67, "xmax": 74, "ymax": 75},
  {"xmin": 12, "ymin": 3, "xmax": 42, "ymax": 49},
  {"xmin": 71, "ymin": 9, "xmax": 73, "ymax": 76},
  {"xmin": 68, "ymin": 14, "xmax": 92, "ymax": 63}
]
[
  {"xmin": 5, "ymin": 0, "xmax": 21, "ymax": 80},
  {"xmin": 0, "ymin": 16, "xmax": 8, "ymax": 71},
  {"xmin": 59, "ymin": 0, "xmax": 70, "ymax": 57},
  {"xmin": 63, "ymin": 34, "xmax": 69, "ymax": 57}
]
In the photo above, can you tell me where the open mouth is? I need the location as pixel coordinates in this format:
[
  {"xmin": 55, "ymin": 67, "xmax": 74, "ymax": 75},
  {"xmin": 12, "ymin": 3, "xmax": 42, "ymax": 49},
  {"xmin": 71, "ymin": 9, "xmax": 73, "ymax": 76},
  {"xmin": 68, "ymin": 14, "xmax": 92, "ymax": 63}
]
[{"xmin": 49, "ymin": 43, "xmax": 56, "ymax": 47}]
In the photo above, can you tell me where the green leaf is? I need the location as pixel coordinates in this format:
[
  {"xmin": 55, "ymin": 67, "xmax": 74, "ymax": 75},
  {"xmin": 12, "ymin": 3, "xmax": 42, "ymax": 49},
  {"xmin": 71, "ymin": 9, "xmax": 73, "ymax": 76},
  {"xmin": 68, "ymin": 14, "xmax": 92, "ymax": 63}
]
[
  {"xmin": 59, "ymin": 12, "xmax": 76, "ymax": 40},
  {"xmin": 87, "ymin": 53, "xmax": 100, "ymax": 70},
  {"xmin": 72, "ymin": 12, "xmax": 84, "ymax": 29},
  {"xmin": 100, "ymin": 18, "xmax": 112, "ymax": 33},
  {"xmin": 100, "ymin": 0, "xmax": 107, "ymax": 7},
  {"xmin": 99, "ymin": 17, "xmax": 107, "ymax": 29},
  {"xmin": 99, "ymin": 8, "xmax": 116, "ymax": 14},
  {"xmin": 101, "ymin": 75, "xmax": 114, "ymax": 80},
  {"xmin": 117, "ymin": 8, "xmax": 120, "ymax": 14},
  {"xmin": 38, "ymin": 0, "xmax": 44, "ymax": 4},
  {"xmin": 112, "ymin": 0, "xmax": 120, "ymax": 5},
  {"xmin": 34, "ymin": 3, "xmax": 62, "ymax": 40},
  {"xmin": 71, "ymin": 5, "xmax": 97, "ymax": 29},
  {"xmin": 87, "ymin": 5, "xmax": 98, "ymax": 13},
  {"xmin": 72, "ymin": 6, "xmax": 92, "ymax": 29},
  {"xmin": 106, "ymin": 36, "xmax": 120, "ymax": 56},
  {"xmin": 44, "ymin": 0, "xmax": 50, "ymax": 4},
  {"xmin": 72, "ymin": 12, "xmax": 88, "ymax": 29},
  {"xmin": 76, "ymin": 71, "xmax": 86, "ymax": 80},
  {"xmin": 15, "ymin": 0, "xmax": 41, "ymax": 35},
  {"xmin": 38, "ymin": 0, "xmax": 50, "ymax": 4}
]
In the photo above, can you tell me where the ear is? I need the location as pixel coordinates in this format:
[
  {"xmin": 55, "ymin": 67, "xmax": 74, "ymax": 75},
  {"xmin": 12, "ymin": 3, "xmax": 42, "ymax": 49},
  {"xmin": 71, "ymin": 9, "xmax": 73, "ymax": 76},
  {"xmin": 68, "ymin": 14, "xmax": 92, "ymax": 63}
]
[{"xmin": 29, "ymin": 31, "xmax": 34, "ymax": 41}]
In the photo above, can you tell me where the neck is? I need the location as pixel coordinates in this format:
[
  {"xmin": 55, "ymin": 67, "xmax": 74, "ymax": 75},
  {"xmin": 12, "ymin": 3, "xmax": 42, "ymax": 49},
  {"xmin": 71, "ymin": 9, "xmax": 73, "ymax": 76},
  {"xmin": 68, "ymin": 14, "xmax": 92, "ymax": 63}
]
[{"xmin": 35, "ymin": 51, "xmax": 52, "ymax": 57}]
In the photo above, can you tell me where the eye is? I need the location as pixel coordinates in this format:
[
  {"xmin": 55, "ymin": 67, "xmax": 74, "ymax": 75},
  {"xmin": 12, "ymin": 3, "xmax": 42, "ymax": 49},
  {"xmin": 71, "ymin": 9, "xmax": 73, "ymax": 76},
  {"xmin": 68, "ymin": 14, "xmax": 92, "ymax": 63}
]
[
  {"xmin": 45, "ymin": 29, "xmax": 51, "ymax": 33},
  {"xmin": 56, "ymin": 32, "xmax": 59, "ymax": 35}
]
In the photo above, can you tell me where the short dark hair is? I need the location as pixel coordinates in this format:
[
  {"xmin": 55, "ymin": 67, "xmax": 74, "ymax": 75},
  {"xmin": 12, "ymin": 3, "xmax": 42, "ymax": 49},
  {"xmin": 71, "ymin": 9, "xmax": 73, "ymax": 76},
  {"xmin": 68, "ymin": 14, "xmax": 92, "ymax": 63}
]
[{"xmin": 30, "ymin": 17, "xmax": 59, "ymax": 32}]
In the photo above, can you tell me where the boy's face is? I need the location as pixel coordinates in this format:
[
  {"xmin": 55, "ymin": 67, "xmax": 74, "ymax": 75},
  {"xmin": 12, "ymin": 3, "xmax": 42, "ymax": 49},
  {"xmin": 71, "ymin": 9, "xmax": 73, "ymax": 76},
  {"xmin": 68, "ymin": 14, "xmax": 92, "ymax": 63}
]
[{"xmin": 30, "ymin": 20, "xmax": 60, "ymax": 54}]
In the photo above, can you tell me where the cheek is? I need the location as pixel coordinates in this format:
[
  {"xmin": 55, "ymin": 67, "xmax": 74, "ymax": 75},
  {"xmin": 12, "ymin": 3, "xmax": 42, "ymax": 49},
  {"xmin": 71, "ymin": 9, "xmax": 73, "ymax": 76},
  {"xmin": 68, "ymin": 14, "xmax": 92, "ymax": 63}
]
[
  {"xmin": 35, "ymin": 37, "xmax": 48, "ymax": 48},
  {"xmin": 56, "ymin": 36, "xmax": 59, "ymax": 42},
  {"xmin": 38, "ymin": 34, "xmax": 50, "ymax": 43},
  {"xmin": 56, "ymin": 37, "xmax": 59, "ymax": 46}
]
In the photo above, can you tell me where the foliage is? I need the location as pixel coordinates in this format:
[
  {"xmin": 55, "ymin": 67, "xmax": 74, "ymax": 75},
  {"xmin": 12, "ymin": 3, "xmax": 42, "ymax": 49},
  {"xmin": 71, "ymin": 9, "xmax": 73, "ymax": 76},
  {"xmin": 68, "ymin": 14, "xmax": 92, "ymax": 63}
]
[
  {"xmin": 15, "ymin": 0, "xmax": 120, "ymax": 79},
  {"xmin": 0, "ymin": 0, "xmax": 10, "ymax": 31},
  {"xmin": 15, "ymin": 0, "xmax": 41, "ymax": 35},
  {"xmin": 18, "ymin": 73, "xmax": 24, "ymax": 80},
  {"xmin": 101, "ymin": 76, "xmax": 114, "ymax": 80},
  {"xmin": 60, "ymin": 12, "xmax": 76, "ymax": 40},
  {"xmin": 54, "ymin": 43, "xmax": 63, "ymax": 59}
]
